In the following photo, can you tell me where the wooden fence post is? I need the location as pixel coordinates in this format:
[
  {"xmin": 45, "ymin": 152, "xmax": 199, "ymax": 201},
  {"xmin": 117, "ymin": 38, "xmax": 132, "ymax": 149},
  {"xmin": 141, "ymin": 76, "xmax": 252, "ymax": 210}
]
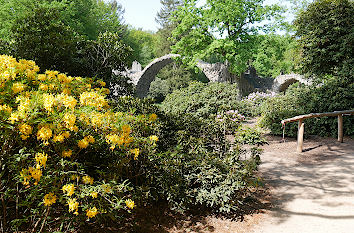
[
  {"xmin": 297, "ymin": 120, "xmax": 305, "ymax": 153},
  {"xmin": 338, "ymin": 114, "xmax": 343, "ymax": 143}
]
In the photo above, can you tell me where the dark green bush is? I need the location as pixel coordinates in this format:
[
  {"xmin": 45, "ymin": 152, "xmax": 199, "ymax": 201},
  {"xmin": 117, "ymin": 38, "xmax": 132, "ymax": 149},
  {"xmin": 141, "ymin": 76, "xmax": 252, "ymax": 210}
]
[
  {"xmin": 235, "ymin": 126, "xmax": 267, "ymax": 146},
  {"xmin": 260, "ymin": 77, "xmax": 354, "ymax": 137},
  {"xmin": 9, "ymin": 5, "xmax": 132, "ymax": 87},
  {"xmin": 12, "ymin": 6, "xmax": 78, "ymax": 73},
  {"xmin": 110, "ymin": 97, "xmax": 261, "ymax": 213},
  {"xmin": 160, "ymin": 82, "xmax": 249, "ymax": 119}
]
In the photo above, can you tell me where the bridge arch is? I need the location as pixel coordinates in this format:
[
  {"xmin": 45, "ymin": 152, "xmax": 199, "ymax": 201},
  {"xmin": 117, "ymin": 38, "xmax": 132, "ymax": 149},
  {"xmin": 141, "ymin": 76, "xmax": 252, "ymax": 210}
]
[
  {"xmin": 135, "ymin": 54, "xmax": 182, "ymax": 98},
  {"xmin": 272, "ymin": 74, "xmax": 310, "ymax": 92}
]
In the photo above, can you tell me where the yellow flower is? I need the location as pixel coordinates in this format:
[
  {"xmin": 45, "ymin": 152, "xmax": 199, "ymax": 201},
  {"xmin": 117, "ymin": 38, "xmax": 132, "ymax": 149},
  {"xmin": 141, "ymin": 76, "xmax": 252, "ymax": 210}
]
[
  {"xmin": 85, "ymin": 135, "xmax": 95, "ymax": 144},
  {"xmin": 149, "ymin": 135, "xmax": 158, "ymax": 142},
  {"xmin": 86, "ymin": 207, "xmax": 98, "ymax": 219},
  {"xmin": 43, "ymin": 192, "xmax": 57, "ymax": 206},
  {"xmin": 53, "ymin": 134, "xmax": 65, "ymax": 143},
  {"xmin": 19, "ymin": 123, "xmax": 32, "ymax": 136},
  {"xmin": 149, "ymin": 113, "xmax": 157, "ymax": 121},
  {"xmin": 78, "ymin": 138, "xmax": 89, "ymax": 149},
  {"xmin": 17, "ymin": 96, "xmax": 30, "ymax": 114},
  {"xmin": 70, "ymin": 174, "xmax": 80, "ymax": 181},
  {"xmin": 0, "ymin": 104, "xmax": 12, "ymax": 113},
  {"xmin": 130, "ymin": 148, "xmax": 140, "ymax": 160},
  {"xmin": 67, "ymin": 198, "xmax": 79, "ymax": 213},
  {"xmin": 102, "ymin": 184, "xmax": 112, "ymax": 194},
  {"xmin": 98, "ymin": 80, "xmax": 106, "ymax": 87},
  {"xmin": 37, "ymin": 74, "xmax": 47, "ymax": 81},
  {"xmin": 12, "ymin": 82, "xmax": 26, "ymax": 94},
  {"xmin": 62, "ymin": 149, "xmax": 72, "ymax": 158},
  {"xmin": 91, "ymin": 191, "xmax": 98, "ymax": 199},
  {"xmin": 82, "ymin": 175, "xmax": 94, "ymax": 185},
  {"xmin": 125, "ymin": 199, "xmax": 135, "ymax": 209},
  {"xmin": 80, "ymin": 91, "xmax": 107, "ymax": 110},
  {"xmin": 121, "ymin": 125, "xmax": 131, "ymax": 135},
  {"xmin": 90, "ymin": 113, "xmax": 103, "ymax": 128},
  {"xmin": 20, "ymin": 168, "xmax": 31, "ymax": 185},
  {"xmin": 62, "ymin": 184, "xmax": 75, "ymax": 196},
  {"xmin": 105, "ymin": 134, "xmax": 121, "ymax": 150},
  {"xmin": 35, "ymin": 152, "xmax": 48, "ymax": 168},
  {"xmin": 37, "ymin": 126, "xmax": 52, "ymax": 142},
  {"xmin": 8, "ymin": 112, "xmax": 20, "ymax": 124},
  {"xmin": 56, "ymin": 94, "xmax": 77, "ymax": 109},
  {"xmin": 42, "ymin": 93, "xmax": 55, "ymax": 112},
  {"xmin": 29, "ymin": 166, "xmax": 42, "ymax": 184},
  {"xmin": 63, "ymin": 112, "xmax": 76, "ymax": 130},
  {"xmin": 58, "ymin": 73, "xmax": 72, "ymax": 84},
  {"xmin": 45, "ymin": 70, "xmax": 58, "ymax": 80},
  {"xmin": 62, "ymin": 131, "xmax": 70, "ymax": 138},
  {"xmin": 39, "ymin": 83, "xmax": 48, "ymax": 91},
  {"xmin": 62, "ymin": 88, "xmax": 71, "ymax": 95}
]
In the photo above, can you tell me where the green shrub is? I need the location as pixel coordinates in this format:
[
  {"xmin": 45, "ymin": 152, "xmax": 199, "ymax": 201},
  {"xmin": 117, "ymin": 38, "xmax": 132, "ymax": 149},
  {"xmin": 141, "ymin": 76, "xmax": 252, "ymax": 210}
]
[
  {"xmin": 11, "ymin": 6, "xmax": 78, "ymax": 73},
  {"xmin": 260, "ymin": 77, "xmax": 354, "ymax": 137},
  {"xmin": 235, "ymin": 126, "xmax": 267, "ymax": 146},
  {"xmin": 0, "ymin": 55, "xmax": 157, "ymax": 232},
  {"xmin": 241, "ymin": 91, "xmax": 277, "ymax": 117},
  {"xmin": 160, "ymin": 82, "xmax": 249, "ymax": 119},
  {"xmin": 112, "ymin": 96, "xmax": 261, "ymax": 213},
  {"xmin": 1, "ymin": 56, "xmax": 262, "ymax": 231}
]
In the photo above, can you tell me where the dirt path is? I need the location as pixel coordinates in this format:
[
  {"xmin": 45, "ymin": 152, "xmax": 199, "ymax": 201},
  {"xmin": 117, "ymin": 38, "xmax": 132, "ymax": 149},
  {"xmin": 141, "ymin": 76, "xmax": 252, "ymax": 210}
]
[
  {"xmin": 252, "ymin": 136, "xmax": 354, "ymax": 233},
  {"xmin": 116, "ymin": 134, "xmax": 354, "ymax": 233}
]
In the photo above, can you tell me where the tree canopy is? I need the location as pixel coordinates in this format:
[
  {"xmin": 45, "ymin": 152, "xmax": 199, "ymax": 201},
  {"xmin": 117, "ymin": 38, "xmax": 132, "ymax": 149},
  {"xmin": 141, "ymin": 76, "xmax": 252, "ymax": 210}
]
[
  {"xmin": 252, "ymin": 34, "xmax": 300, "ymax": 77},
  {"xmin": 0, "ymin": 0, "xmax": 126, "ymax": 41},
  {"xmin": 170, "ymin": 0, "xmax": 284, "ymax": 74},
  {"xmin": 294, "ymin": 0, "xmax": 354, "ymax": 79}
]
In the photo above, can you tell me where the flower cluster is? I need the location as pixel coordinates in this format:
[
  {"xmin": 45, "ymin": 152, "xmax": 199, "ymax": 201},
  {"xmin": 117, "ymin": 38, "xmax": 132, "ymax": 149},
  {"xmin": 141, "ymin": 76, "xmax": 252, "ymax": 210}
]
[
  {"xmin": 244, "ymin": 91, "xmax": 277, "ymax": 105},
  {"xmin": 0, "ymin": 55, "xmax": 160, "ymax": 222},
  {"xmin": 215, "ymin": 110, "xmax": 246, "ymax": 134},
  {"xmin": 216, "ymin": 110, "xmax": 245, "ymax": 123}
]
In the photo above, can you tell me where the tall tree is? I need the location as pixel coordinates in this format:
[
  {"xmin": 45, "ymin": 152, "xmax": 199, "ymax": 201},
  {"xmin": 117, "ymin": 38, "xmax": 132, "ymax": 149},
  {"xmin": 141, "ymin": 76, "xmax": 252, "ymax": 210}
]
[
  {"xmin": 0, "ymin": 0, "xmax": 126, "ymax": 41},
  {"xmin": 252, "ymin": 34, "xmax": 300, "ymax": 77},
  {"xmin": 155, "ymin": 0, "xmax": 183, "ymax": 56},
  {"xmin": 294, "ymin": 0, "xmax": 354, "ymax": 80},
  {"xmin": 170, "ymin": 0, "xmax": 284, "ymax": 74},
  {"xmin": 124, "ymin": 29, "xmax": 158, "ymax": 66}
]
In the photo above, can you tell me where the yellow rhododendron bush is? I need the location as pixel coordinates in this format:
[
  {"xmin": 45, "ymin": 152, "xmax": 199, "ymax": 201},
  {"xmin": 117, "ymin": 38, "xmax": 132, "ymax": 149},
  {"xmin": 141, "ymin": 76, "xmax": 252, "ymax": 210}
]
[{"xmin": 0, "ymin": 55, "xmax": 159, "ymax": 231}]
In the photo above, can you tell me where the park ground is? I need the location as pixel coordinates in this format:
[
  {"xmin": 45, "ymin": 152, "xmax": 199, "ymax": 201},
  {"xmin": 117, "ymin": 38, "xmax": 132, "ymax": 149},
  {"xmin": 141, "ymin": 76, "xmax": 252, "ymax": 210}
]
[
  {"xmin": 160, "ymin": 135, "xmax": 354, "ymax": 233},
  {"xmin": 82, "ymin": 134, "xmax": 354, "ymax": 233}
]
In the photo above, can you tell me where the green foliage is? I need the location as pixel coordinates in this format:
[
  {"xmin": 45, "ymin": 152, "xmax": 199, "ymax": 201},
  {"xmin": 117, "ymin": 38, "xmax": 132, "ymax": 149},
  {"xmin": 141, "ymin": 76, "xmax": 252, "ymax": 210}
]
[
  {"xmin": 9, "ymin": 5, "xmax": 131, "ymax": 85},
  {"xmin": 111, "ymin": 96, "xmax": 260, "ymax": 213},
  {"xmin": 148, "ymin": 64, "xmax": 193, "ymax": 102},
  {"xmin": 241, "ymin": 91, "xmax": 277, "ymax": 117},
  {"xmin": 235, "ymin": 126, "xmax": 267, "ymax": 146},
  {"xmin": 155, "ymin": 0, "xmax": 183, "ymax": 56},
  {"xmin": 0, "ymin": 0, "xmax": 126, "ymax": 41},
  {"xmin": 160, "ymin": 82, "xmax": 249, "ymax": 119},
  {"xmin": 148, "ymin": 147, "xmax": 260, "ymax": 213},
  {"xmin": 78, "ymin": 32, "xmax": 132, "ymax": 81},
  {"xmin": 294, "ymin": 0, "xmax": 354, "ymax": 79},
  {"xmin": 252, "ymin": 34, "xmax": 300, "ymax": 77},
  {"xmin": 11, "ymin": 6, "xmax": 78, "ymax": 73},
  {"xmin": 0, "ymin": 55, "xmax": 154, "ymax": 231},
  {"xmin": 124, "ymin": 29, "xmax": 158, "ymax": 66},
  {"xmin": 171, "ymin": 0, "xmax": 284, "ymax": 74},
  {"xmin": 260, "ymin": 77, "xmax": 354, "ymax": 137}
]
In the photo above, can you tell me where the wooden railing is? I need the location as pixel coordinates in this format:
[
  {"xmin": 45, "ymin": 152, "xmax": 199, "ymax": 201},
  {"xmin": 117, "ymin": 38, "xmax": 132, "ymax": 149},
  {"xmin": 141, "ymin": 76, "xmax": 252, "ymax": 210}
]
[{"xmin": 281, "ymin": 110, "xmax": 354, "ymax": 153}]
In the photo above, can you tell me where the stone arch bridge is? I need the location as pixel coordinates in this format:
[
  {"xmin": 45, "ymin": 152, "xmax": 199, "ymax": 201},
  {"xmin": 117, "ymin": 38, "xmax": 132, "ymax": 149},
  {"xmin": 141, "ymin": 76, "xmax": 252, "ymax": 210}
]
[{"xmin": 114, "ymin": 54, "xmax": 310, "ymax": 98}]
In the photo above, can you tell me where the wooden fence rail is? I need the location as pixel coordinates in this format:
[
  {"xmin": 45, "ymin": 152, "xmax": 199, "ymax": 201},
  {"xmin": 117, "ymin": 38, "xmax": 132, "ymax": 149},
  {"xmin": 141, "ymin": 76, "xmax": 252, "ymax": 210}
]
[{"xmin": 281, "ymin": 110, "xmax": 354, "ymax": 153}]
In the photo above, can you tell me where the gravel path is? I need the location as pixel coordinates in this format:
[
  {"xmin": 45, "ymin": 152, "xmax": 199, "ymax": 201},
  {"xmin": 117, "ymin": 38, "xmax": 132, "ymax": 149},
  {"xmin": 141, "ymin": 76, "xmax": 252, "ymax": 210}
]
[{"xmin": 252, "ymin": 136, "xmax": 354, "ymax": 233}]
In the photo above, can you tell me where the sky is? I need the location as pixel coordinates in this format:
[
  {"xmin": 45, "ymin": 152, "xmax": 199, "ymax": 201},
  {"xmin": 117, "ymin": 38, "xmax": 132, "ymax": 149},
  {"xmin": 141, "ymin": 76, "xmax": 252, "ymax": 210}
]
[
  {"xmin": 117, "ymin": 0, "xmax": 294, "ymax": 32},
  {"xmin": 118, "ymin": 0, "xmax": 162, "ymax": 32}
]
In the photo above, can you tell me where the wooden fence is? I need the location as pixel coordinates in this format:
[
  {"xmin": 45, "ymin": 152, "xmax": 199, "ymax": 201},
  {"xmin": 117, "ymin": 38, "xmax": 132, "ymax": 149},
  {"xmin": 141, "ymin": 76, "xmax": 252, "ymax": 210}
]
[{"xmin": 281, "ymin": 110, "xmax": 354, "ymax": 153}]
